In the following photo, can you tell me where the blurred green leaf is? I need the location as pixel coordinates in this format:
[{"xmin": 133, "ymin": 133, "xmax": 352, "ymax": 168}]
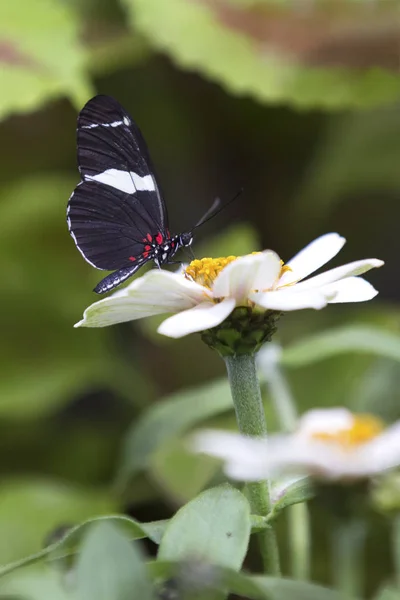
[
  {"xmin": 50, "ymin": 515, "xmax": 167, "ymax": 560},
  {"xmin": 84, "ymin": 31, "xmax": 150, "ymax": 77},
  {"xmin": 269, "ymin": 477, "xmax": 314, "ymax": 520},
  {"xmin": 117, "ymin": 378, "xmax": 232, "ymax": 485},
  {"xmin": 0, "ymin": 0, "xmax": 92, "ymax": 120},
  {"xmin": 158, "ymin": 485, "xmax": 251, "ymax": 570},
  {"xmin": 373, "ymin": 585, "xmax": 400, "ymax": 600},
  {"xmin": 149, "ymin": 437, "xmax": 220, "ymax": 503},
  {"xmin": 0, "ymin": 567, "xmax": 72, "ymax": 600},
  {"xmin": 75, "ymin": 522, "xmax": 154, "ymax": 600},
  {"xmin": 281, "ymin": 326, "xmax": 400, "ymax": 368},
  {"xmin": 297, "ymin": 109, "xmax": 400, "ymax": 214},
  {"xmin": 0, "ymin": 515, "xmax": 168, "ymax": 580},
  {"xmin": 124, "ymin": 0, "xmax": 400, "ymax": 109},
  {"xmin": 151, "ymin": 561, "xmax": 351, "ymax": 599},
  {"xmin": 0, "ymin": 478, "xmax": 115, "ymax": 564},
  {"xmin": 252, "ymin": 576, "xmax": 358, "ymax": 600}
]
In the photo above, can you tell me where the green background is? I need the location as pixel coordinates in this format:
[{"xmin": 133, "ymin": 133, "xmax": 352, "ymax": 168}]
[{"xmin": 0, "ymin": 0, "xmax": 399, "ymax": 597}]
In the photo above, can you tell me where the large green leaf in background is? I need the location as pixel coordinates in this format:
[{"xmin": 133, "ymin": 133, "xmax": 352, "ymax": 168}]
[
  {"xmin": 76, "ymin": 522, "xmax": 154, "ymax": 600},
  {"xmin": 0, "ymin": 0, "xmax": 92, "ymax": 120},
  {"xmin": 0, "ymin": 567, "xmax": 72, "ymax": 600},
  {"xmin": 124, "ymin": 0, "xmax": 400, "ymax": 109},
  {"xmin": 158, "ymin": 485, "xmax": 251, "ymax": 571},
  {"xmin": 117, "ymin": 377, "xmax": 232, "ymax": 487},
  {"xmin": 0, "ymin": 478, "xmax": 115, "ymax": 564}
]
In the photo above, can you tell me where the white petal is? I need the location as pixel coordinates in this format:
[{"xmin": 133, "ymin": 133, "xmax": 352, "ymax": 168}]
[
  {"xmin": 75, "ymin": 270, "xmax": 207, "ymax": 328},
  {"xmin": 192, "ymin": 419, "xmax": 400, "ymax": 482},
  {"xmin": 192, "ymin": 430, "xmax": 271, "ymax": 481},
  {"xmin": 279, "ymin": 233, "xmax": 346, "ymax": 286},
  {"xmin": 157, "ymin": 297, "xmax": 236, "ymax": 338},
  {"xmin": 362, "ymin": 422, "xmax": 400, "ymax": 473},
  {"xmin": 213, "ymin": 251, "xmax": 282, "ymax": 302},
  {"xmin": 291, "ymin": 258, "xmax": 384, "ymax": 292},
  {"xmin": 322, "ymin": 276, "xmax": 379, "ymax": 303},
  {"xmin": 297, "ymin": 408, "xmax": 354, "ymax": 438},
  {"xmin": 250, "ymin": 288, "xmax": 330, "ymax": 311}
]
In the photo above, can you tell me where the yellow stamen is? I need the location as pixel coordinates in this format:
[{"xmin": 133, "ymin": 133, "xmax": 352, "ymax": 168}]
[
  {"xmin": 311, "ymin": 414, "xmax": 384, "ymax": 448},
  {"xmin": 185, "ymin": 253, "xmax": 289, "ymax": 291},
  {"xmin": 185, "ymin": 256, "xmax": 238, "ymax": 289}
]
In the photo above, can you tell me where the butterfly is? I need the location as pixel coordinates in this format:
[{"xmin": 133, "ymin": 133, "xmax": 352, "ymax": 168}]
[{"xmin": 67, "ymin": 95, "xmax": 221, "ymax": 294}]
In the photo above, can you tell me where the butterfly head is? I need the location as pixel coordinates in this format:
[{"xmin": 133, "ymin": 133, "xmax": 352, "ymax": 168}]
[{"xmin": 178, "ymin": 231, "xmax": 194, "ymax": 248}]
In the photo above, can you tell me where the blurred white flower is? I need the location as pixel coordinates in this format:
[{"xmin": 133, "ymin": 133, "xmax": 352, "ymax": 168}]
[
  {"xmin": 192, "ymin": 408, "xmax": 400, "ymax": 481},
  {"xmin": 75, "ymin": 233, "xmax": 383, "ymax": 338}
]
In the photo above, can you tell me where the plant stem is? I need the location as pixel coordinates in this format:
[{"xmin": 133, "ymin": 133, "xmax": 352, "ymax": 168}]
[
  {"xmin": 287, "ymin": 502, "xmax": 311, "ymax": 580},
  {"xmin": 224, "ymin": 354, "xmax": 280, "ymax": 575},
  {"xmin": 393, "ymin": 515, "xmax": 400, "ymax": 589},
  {"xmin": 262, "ymin": 347, "xmax": 311, "ymax": 580},
  {"xmin": 332, "ymin": 519, "xmax": 366, "ymax": 599}
]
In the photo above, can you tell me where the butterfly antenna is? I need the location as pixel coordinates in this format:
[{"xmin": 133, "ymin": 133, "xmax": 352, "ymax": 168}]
[{"xmin": 192, "ymin": 188, "xmax": 243, "ymax": 231}]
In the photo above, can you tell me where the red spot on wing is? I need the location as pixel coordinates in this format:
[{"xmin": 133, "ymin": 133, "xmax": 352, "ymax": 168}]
[
  {"xmin": 144, "ymin": 244, "xmax": 151, "ymax": 251},
  {"xmin": 171, "ymin": 241, "xmax": 175, "ymax": 248},
  {"xmin": 129, "ymin": 256, "xmax": 136, "ymax": 262},
  {"xmin": 146, "ymin": 233, "xmax": 153, "ymax": 242},
  {"xmin": 143, "ymin": 251, "xmax": 149, "ymax": 258},
  {"xmin": 155, "ymin": 232, "xmax": 163, "ymax": 245}
]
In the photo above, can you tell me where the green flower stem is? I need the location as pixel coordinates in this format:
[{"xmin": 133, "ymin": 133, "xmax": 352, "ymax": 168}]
[
  {"xmin": 263, "ymin": 350, "xmax": 311, "ymax": 580},
  {"xmin": 224, "ymin": 354, "xmax": 280, "ymax": 575},
  {"xmin": 393, "ymin": 515, "xmax": 400, "ymax": 589},
  {"xmin": 332, "ymin": 519, "xmax": 366, "ymax": 599}
]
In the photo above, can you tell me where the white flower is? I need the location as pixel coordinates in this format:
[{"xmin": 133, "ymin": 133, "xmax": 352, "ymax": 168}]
[
  {"xmin": 192, "ymin": 408, "xmax": 400, "ymax": 481},
  {"xmin": 75, "ymin": 233, "xmax": 384, "ymax": 338}
]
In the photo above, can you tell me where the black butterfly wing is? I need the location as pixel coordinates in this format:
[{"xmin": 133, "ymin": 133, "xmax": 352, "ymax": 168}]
[
  {"xmin": 68, "ymin": 95, "xmax": 169, "ymax": 272},
  {"xmin": 67, "ymin": 180, "xmax": 161, "ymax": 271},
  {"xmin": 77, "ymin": 95, "xmax": 167, "ymax": 231}
]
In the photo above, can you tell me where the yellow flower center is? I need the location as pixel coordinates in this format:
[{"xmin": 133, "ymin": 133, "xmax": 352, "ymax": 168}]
[
  {"xmin": 311, "ymin": 414, "xmax": 384, "ymax": 448},
  {"xmin": 185, "ymin": 256, "xmax": 238, "ymax": 289},
  {"xmin": 184, "ymin": 254, "xmax": 290, "ymax": 291}
]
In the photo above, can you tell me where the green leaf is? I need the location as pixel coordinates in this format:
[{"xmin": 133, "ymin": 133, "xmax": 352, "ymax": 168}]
[
  {"xmin": 124, "ymin": 0, "xmax": 400, "ymax": 109},
  {"xmin": 268, "ymin": 477, "xmax": 314, "ymax": 521},
  {"xmin": 76, "ymin": 522, "xmax": 154, "ymax": 600},
  {"xmin": 0, "ymin": 567, "xmax": 72, "ymax": 600},
  {"xmin": 0, "ymin": 478, "xmax": 115, "ymax": 565},
  {"xmin": 373, "ymin": 585, "xmax": 400, "ymax": 600},
  {"xmin": 117, "ymin": 378, "xmax": 232, "ymax": 485},
  {"xmin": 281, "ymin": 326, "xmax": 400, "ymax": 368},
  {"xmin": 149, "ymin": 437, "xmax": 220, "ymax": 503},
  {"xmin": 151, "ymin": 562, "xmax": 350, "ymax": 599},
  {"xmin": 158, "ymin": 485, "xmax": 251, "ymax": 570},
  {"xmin": 0, "ymin": 515, "xmax": 168, "ymax": 580},
  {"xmin": 50, "ymin": 515, "xmax": 167, "ymax": 560},
  {"xmin": 0, "ymin": 0, "xmax": 92, "ymax": 120},
  {"xmin": 252, "ymin": 576, "xmax": 358, "ymax": 600}
]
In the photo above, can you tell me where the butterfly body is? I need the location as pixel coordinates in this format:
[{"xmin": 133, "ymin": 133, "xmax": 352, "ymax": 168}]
[{"xmin": 67, "ymin": 95, "xmax": 194, "ymax": 294}]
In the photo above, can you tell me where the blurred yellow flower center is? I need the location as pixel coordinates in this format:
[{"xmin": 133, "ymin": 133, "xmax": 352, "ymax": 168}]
[
  {"xmin": 185, "ymin": 256, "xmax": 238, "ymax": 289},
  {"xmin": 311, "ymin": 414, "xmax": 384, "ymax": 448},
  {"xmin": 185, "ymin": 254, "xmax": 290, "ymax": 290}
]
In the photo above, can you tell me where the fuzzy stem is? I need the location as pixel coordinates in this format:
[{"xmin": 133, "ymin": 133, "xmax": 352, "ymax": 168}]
[
  {"xmin": 263, "ymin": 350, "xmax": 311, "ymax": 580},
  {"xmin": 224, "ymin": 354, "xmax": 280, "ymax": 575}
]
